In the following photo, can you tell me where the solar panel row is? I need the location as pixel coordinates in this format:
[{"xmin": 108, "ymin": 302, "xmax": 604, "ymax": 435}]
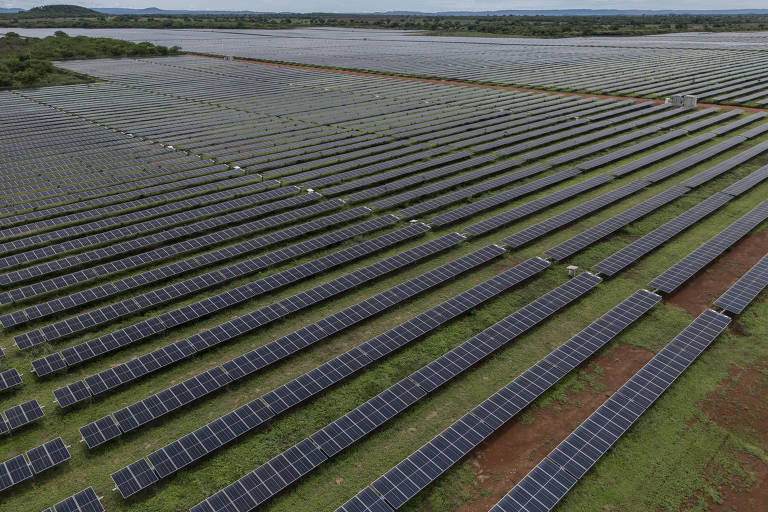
[
  {"xmin": 186, "ymin": 272, "xmax": 601, "ymax": 511},
  {"xmin": 41, "ymin": 487, "xmax": 103, "ymax": 512},
  {"xmin": 649, "ymin": 201, "xmax": 768, "ymax": 293},
  {"xmin": 0, "ymin": 187, "xmax": 308, "ymax": 280},
  {"xmin": 491, "ymin": 309, "xmax": 731, "ymax": 512},
  {"xmin": 3, "ymin": 206, "xmax": 375, "ymax": 329},
  {"xmin": 502, "ymin": 180, "xmax": 649, "ymax": 249},
  {"xmin": 74, "ymin": 244, "xmax": 504, "ymax": 431},
  {"xmin": 0, "ymin": 438, "xmax": 70, "ymax": 493},
  {"xmin": 349, "ymin": 289, "xmax": 660, "ymax": 510},
  {"xmin": 3, "ymin": 196, "xmax": 343, "ymax": 319},
  {"xmin": 545, "ymin": 186, "xmax": 689, "ymax": 260},
  {"xmin": 38, "ymin": 222, "xmax": 431, "ymax": 380},
  {"xmin": 715, "ymin": 251, "xmax": 768, "ymax": 314}
]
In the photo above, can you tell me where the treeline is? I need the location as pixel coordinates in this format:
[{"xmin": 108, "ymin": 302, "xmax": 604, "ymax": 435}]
[
  {"xmin": 0, "ymin": 31, "xmax": 181, "ymax": 88},
  {"xmin": 2, "ymin": 13, "xmax": 768, "ymax": 36}
]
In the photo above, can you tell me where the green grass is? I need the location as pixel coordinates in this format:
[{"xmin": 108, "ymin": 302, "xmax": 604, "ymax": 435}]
[{"xmin": 1, "ymin": 84, "xmax": 768, "ymax": 512}]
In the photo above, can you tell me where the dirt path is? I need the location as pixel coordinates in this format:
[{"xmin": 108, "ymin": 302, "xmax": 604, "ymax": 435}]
[
  {"xmin": 684, "ymin": 360, "xmax": 768, "ymax": 511},
  {"xmin": 455, "ymin": 343, "xmax": 655, "ymax": 512},
  {"xmin": 668, "ymin": 227, "xmax": 768, "ymax": 317},
  {"xmin": 190, "ymin": 53, "xmax": 768, "ymax": 113}
]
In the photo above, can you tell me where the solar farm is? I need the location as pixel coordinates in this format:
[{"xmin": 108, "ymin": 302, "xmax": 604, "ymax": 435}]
[
  {"xmin": 6, "ymin": 28, "xmax": 768, "ymax": 107},
  {"xmin": 0, "ymin": 28, "xmax": 767, "ymax": 512}
]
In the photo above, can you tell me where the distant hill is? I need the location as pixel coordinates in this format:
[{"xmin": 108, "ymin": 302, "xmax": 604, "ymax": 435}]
[
  {"xmin": 4, "ymin": 6, "xmax": 768, "ymax": 17},
  {"xmin": 92, "ymin": 7, "xmax": 272, "ymax": 15},
  {"xmin": 380, "ymin": 9, "xmax": 768, "ymax": 16},
  {"xmin": 16, "ymin": 5, "xmax": 101, "ymax": 18},
  {"xmin": 92, "ymin": 7, "xmax": 768, "ymax": 16}
]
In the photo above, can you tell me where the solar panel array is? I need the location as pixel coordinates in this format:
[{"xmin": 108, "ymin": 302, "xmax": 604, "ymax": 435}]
[
  {"xmin": 36, "ymin": 222, "xmax": 434, "ymax": 379},
  {"xmin": 545, "ymin": 186, "xmax": 689, "ymax": 260},
  {"xmin": 340, "ymin": 289, "xmax": 660, "ymax": 510},
  {"xmin": 189, "ymin": 272, "xmax": 601, "ymax": 511},
  {"xmin": 0, "ymin": 438, "xmax": 70, "ymax": 493},
  {"xmin": 491, "ymin": 309, "xmax": 731, "ymax": 512},
  {"xmin": 42, "ymin": 487, "xmax": 104, "ymax": 512},
  {"xmin": 106, "ymin": 256, "xmax": 549, "ymax": 492},
  {"xmin": 1, "ymin": 48, "xmax": 767, "ymax": 512},
  {"xmin": 650, "ymin": 201, "xmax": 768, "ymax": 293},
  {"xmin": 2, "ymin": 206, "xmax": 377, "ymax": 329},
  {"xmin": 26, "ymin": 437, "xmax": 71, "ymax": 475},
  {"xmin": 3, "ymin": 399, "xmax": 44, "ymax": 431},
  {"xmin": 77, "ymin": 244, "xmax": 507, "ymax": 438},
  {"xmin": 0, "ymin": 368, "xmax": 22, "ymax": 392},
  {"xmin": 714, "ymin": 252, "xmax": 768, "ymax": 314}
]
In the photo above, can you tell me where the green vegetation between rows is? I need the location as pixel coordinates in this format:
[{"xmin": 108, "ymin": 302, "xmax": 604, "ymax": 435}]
[{"xmin": 0, "ymin": 31, "xmax": 181, "ymax": 89}]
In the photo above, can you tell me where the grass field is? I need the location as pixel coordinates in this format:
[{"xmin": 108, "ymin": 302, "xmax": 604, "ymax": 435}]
[{"xmin": 0, "ymin": 55, "xmax": 766, "ymax": 512}]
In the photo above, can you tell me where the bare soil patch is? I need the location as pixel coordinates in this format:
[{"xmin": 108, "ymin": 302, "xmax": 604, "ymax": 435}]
[
  {"xmin": 702, "ymin": 361, "xmax": 768, "ymax": 451},
  {"xmin": 674, "ymin": 361, "xmax": 768, "ymax": 511},
  {"xmin": 668, "ymin": 228, "xmax": 768, "ymax": 317},
  {"xmin": 457, "ymin": 343, "xmax": 655, "ymax": 512}
]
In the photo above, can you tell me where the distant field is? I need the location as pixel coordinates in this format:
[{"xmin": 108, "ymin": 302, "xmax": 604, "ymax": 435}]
[{"xmin": 0, "ymin": 53, "xmax": 766, "ymax": 512}]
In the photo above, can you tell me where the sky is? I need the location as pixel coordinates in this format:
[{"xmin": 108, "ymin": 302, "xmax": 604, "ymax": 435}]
[{"xmin": 4, "ymin": 0, "xmax": 768, "ymax": 12}]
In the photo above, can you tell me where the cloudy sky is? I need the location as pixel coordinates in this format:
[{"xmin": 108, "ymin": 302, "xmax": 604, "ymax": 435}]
[{"xmin": 3, "ymin": 0, "xmax": 768, "ymax": 12}]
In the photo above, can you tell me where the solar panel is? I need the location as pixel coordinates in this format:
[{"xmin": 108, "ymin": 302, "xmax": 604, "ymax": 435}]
[
  {"xmin": 495, "ymin": 309, "xmax": 730, "ymax": 511},
  {"xmin": 463, "ymin": 175, "xmax": 614, "ymax": 236},
  {"xmin": 680, "ymin": 142, "xmax": 768, "ymax": 189},
  {"xmin": 714, "ymin": 252, "xmax": 768, "ymax": 314},
  {"xmin": 503, "ymin": 180, "xmax": 648, "ymax": 248},
  {"xmin": 351, "ymin": 289, "xmax": 657, "ymax": 509},
  {"xmin": 80, "ymin": 415, "xmax": 122, "ymax": 449},
  {"xmin": 111, "ymin": 458, "xmax": 158, "ymax": 499},
  {"xmin": 49, "ymin": 487, "xmax": 104, "ymax": 512},
  {"xmin": 335, "ymin": 487, "xmax": 394, "ymax": 512},
  {"xmin": 720, "ymin": 164, "xmax": 768, "ymax": 197},
  {"xmin": 593, "ymin": 192, "xmax": 733, "ymax": 277},
  {"xmin": 0, "ymin": 368, "xmax": 22, "ymax": 392},
  {"xmin": 190, "ymin": 438, "xmax": 327, "ymax": 512},
  {"xmin": 372, "ymin": 415, "xmax": 492, "ymax": 508},
  {"xmin": 0, "ymin": 454, "xmax": 32, "ymax": 492},
  {"xmin": 428, "ymin": 167, "xmax": 581, "ymax": 227},
  {"xmin": 26, "ymin": 437, "xmax": 70, "ymax": 474},
  {"xmin": 489, "ymin": 458, "xmax": 578, "ymax": 512},
  {"xmin": 53, "ymin": 380, "xmax": 91, "ymax": 408},
  {"xmin": 4, "ymin": 399, "xmax": 44, "ymax": 430},
  {"xmin": 650, "ymin": 201, "xmax": 768, "ymax": 293},
  {"xmin": 545, "ymin": 186, "xmax": 688, "ymax": 260}
]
